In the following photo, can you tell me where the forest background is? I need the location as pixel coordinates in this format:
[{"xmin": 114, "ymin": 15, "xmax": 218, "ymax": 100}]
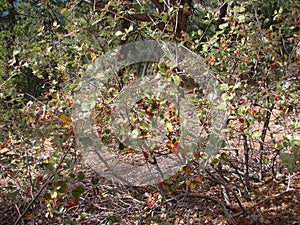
[{"xmin": 0, "ymin": 0, "xmax": 299, "ymax": 224}]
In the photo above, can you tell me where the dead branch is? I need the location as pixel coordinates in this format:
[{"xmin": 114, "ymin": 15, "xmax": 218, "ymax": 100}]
[
  {"xmin": 233, "ymin": 189, "xmax": 295, "ymax": 217},
  {"xmin": 186, "ymin": 193, "xmax": 237, "ymax": 225}
]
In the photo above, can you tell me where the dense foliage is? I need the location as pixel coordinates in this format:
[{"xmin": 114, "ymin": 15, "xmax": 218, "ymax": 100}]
[{"xmin": 0, "ymin": 0, "xmax": 299, "ymax": 224}]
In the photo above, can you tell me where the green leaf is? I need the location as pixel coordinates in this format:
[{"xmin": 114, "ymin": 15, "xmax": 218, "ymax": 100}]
[
  {"xmin": 131, "ymin": 129, "xmax": 140, "ymax": 139},
  {"xmin": 233, "ymin": 6, "xmax": 246, "ymax": 15},
  {"xmin": 72, "ymin": 186, "xmax": 84, "ymax": 199},
  {"xmin": 56, "ymin": 181, "xmax": 67, "ymax": 193},
  {"xmin": 172, "ymin": 74, "xmax": 181, "ymax": 86},
  {"xmin": 119, "ymin": 142, "xmax": 125, "ymax": 150},
  {"xmin": 216, "ymin": 102, "xmax": 227, "ymax": 110},
  {"xmin": 219, "ymin": 23, "xmax": 228, "ymax": 30},
  {"xmin": 125, "ymin": 25, "xmax": 133, "ymax": 33},
  {"xmin": 221, "ymin": 92, "xmax": 233, "ymax": 101},
  {"xmin": 91, "ymin": 177, "xmax": 99, "ymax": 185},
  {"xmin": 233, "ymin": 82, "xmax": 242, "ymax": 90},
  {"xmin": 161, "ymin": 12, "xmax": 168, "ymax": 23},
  {"xmin": 276, "ymin": 85, "xmax": 282, "ymax": 93},
  {"xmin": 158, "ymin": 62, "xmax": 167, "ymax": 73},
  {"xmin": 161, "ymin": 222, "xmax": 173, "ymax": 225},
  {"xmin": 139, "ymin": 123, "xmax": 149, "ymax": 130},
  {"xmin": 211, "ymin": 157, "xmax": 219, "ymax": 165},
  {"xmin": 220, "ymin": 83, "xmax": 229, "ymax": 91},
  {"xmin": 237, "ymin": 15, "xmax": 245, "ymax": 23},
  {"xmin": 115, "ymin": 31, "xmax": 123, "ymax": 36},
  {"xmin": 77, "ymin": 171, "xmax": 85, "ymax": 181},
  {"xmin": 220, "ymin": 140, "xmax": 227, "ymax": 148},
  {"xmin": 251, "ymin": 131, "xmax": 260, "ymax": 138},
  {"xmin": 246, "ymin": 115, "xmax": 255, "ymax": 126}
]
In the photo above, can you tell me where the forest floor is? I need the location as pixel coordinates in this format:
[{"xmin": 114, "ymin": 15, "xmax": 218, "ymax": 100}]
[
  {"xmin": 0, "ymin": 156, "xmax": 299, "ymax": 225},
  {"xmin": 1, "ymin": 106, "xmax": 299, "ymax": 224}
]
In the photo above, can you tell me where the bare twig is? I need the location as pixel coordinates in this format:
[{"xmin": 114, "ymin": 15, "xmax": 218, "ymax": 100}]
[
  {"xmin": 204, "ymin": 167, "xmax": 244, "ymax": 211},
  {"xmin": 13, "ymin": 142, "xmax": 73, "ymax": 225},
  {"xmin": 259, "ymin": 103, "xmax": 273, "ymax": 180},
  {"xmin": 0, "ymin": 74, "xmax": 17, "ymax": 89},
  {"xmin": 233, "ymin": 189, "xmax": 294, "ymax": 217},
  {"xmin": 242, "ymin": 133, "xmax": 251, "ymax": 192},
  {"xmin": 186, "ymin": 193, "xmax": 237, "ymax": 225}
]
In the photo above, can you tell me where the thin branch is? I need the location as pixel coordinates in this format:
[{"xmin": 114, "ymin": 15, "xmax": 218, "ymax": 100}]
[
  {"xmin": 259, "ymin": 103, "xmax": 273, "ymax": 180},
  {"xmin": 242, "ymin": 133, "xmax": 251, "ymax": 192},
  {"xmin": 0, "ymin": 74, "xmax": 17, "ymax": 89},
  {"xmin": 186, "ymin": 193, "xmax": 237, "ymax": 225},
  {"xmin": 233, "ymin": 189, "xmax": 295, "ymax": 217},
  {"xmin": 217, "ymin": 2, "xmax": 228, "ymax": 29},
  {"xmin": 204, "ymin": 167, "xmax": 244, "ymax": 211},
  {"xmin": 13, "ymin": 142, "xmax": 73, "ymax": 225},
  {"xmin": 150, "ymin": 0, "xmax": 164, "ymax": 12}
]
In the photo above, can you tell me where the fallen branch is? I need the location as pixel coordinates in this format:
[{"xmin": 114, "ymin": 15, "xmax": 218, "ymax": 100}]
[
  {"xmin": 233, "ymin": 189, "xmax": 295, "ymax": 217},
  {"xmin": 186, "ymin": 193, "xmax": 237, "ymax": 225},
  {"xmin": 204, "ymin": 167, "xmax": 244, "ymax": 211}
]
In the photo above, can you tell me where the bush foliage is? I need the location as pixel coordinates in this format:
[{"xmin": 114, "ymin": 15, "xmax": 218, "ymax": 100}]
[{"xmin": 0, "ymin": 0, "xmax": 299, "ymax": 224}]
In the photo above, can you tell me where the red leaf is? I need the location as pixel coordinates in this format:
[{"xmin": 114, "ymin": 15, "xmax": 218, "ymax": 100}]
[
  {"xmin": 158, "ymin": 181, "xmax": 167, "ymax": 188},
  {"xmin": 147, "ymin": 198, "xmax": 154, "ymax": 207},
  {"xmin": 67, "ymin": 199, "xmax": 78, "ymax": 208},
  {"xmin": 143, "ymin": 152, "xmax": 148, "ymax": 159},
  {"xmin": 68, "ymin": 126, "xmax": 74, "ymax": 135}
]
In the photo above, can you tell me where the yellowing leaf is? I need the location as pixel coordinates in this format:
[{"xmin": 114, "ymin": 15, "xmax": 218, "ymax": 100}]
[
  {"xmin": 166, "ymin": 122, "xmax": 173, "ymax": 132},
  {"xmin": 59, "ymin": 114, "xmax": 72, "ymax": 127},
  {"xmin": 187, "ymin": 179, "xmax": 197, "ymax": 190},
  {"xmin": 182, "ymin": 165, "xmax": 192, "ymax": 175},
  {"xmin": 285, "ymin": 107, "xmax": 290, "ymax": 114},
  {"xmin": 115, "ymin": 31, "xmax": 123, "ymax": 36},
  {"xmin": 97, "ymin": 103, "xmax": 105, "ymax": 110},
  {"xmin": 45, "ymin": 211, "xmax": 53, "ymax": 218},
  {"xmin": 194, "ymin": 175, "xmax": 203, "ymax": 182},
  {"xmin": 172, "ymin": 74, "xmax": 181, "ymax": 86},
  {"xmin": 51, "ymin": 191, "xmax": 58, "ymax": 199},
  {"xmin": 28, "ymin": 117, "xmax": 34, "ymax": 123},
  {"xmin": 24, "ymin": 214, "xmax": 36, "ymax": 220},
  {"xmin": 125, "ymin": 25, "xmax": 133, "ymax": 33},
  {"xmin": 166, "ymin": 140, "xmax": 174, "ymax": 149}
]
